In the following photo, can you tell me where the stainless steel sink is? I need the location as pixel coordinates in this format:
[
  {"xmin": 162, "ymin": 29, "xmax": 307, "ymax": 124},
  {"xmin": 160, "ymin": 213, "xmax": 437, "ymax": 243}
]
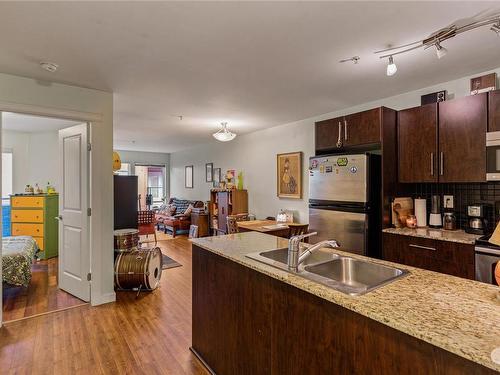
[
  {"xmin": 304, "ymin": 257, "xmax": 408, "ymax": 295},
  {"xmin": 246, "ymin": 247, "xmax": 408, "ymax": 296}
]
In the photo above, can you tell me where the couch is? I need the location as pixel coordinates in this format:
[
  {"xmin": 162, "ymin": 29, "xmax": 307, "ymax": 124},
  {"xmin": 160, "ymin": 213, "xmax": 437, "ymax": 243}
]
[{"xmin": 155, "ymin": 198, "xmax": 204, "ymax": 237}]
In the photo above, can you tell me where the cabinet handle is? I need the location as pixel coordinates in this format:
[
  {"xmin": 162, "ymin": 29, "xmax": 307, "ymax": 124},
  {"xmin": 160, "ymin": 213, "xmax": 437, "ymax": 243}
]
[
  {"xmin": 344, "ymin": 119, "xmax": 348, "ymax": 141},
  {"xmin": 439, "ymin": 152, "xmax": 444, "ymax": 176},
  {"xmin": 336, "ymin": 122, "xmax": 343, "ymax": 148},
  {"xmin": 409, "ymin": 244, "xmax": 436, "ymax": 251},
  {"xmin": 430, "ymin": 153, "xmax": 434, "ymax": 176}
]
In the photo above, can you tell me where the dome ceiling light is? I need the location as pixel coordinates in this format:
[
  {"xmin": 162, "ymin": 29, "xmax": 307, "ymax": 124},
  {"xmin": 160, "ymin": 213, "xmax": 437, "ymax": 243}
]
[{"xmin": 213, "ymin": 122, "xmax": 236, "ymax": 142}]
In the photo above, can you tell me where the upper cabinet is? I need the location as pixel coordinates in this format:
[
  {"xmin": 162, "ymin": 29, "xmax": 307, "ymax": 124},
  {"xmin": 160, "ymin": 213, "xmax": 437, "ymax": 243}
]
[
  {"xmin": 315, "ymin": 107, "xmax": 393, "ymax": 153},
  {"xmin": 489, "ymin": 89, "xmax": 500, "ymax": 132},
  {"xmin": 398, "ymin": 103, "xmax": 438, "ymax": 183},
  {"xmin": 438, "ymin": 93, "xmax": 487, "ymax": 182},
  {"xmin": 397, "ymin": 93, "xmax": 487, "ymax": 183},
  {"xmin": 343, "ymin": 108, "xmax": 381, "ymax": 147}
]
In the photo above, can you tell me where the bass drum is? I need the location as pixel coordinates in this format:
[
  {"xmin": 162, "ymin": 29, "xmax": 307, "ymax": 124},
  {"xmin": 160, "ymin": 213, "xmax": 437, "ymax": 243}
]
[
  {"xmin": 114, "ymin": 247, "xmax": 163, "ymax": 290},
  {"xmin": 114, "ymin": 229, "xmax": 140, "ymax": 252}
]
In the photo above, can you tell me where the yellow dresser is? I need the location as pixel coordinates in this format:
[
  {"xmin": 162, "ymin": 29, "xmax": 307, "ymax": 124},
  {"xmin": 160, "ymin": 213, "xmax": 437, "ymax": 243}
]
[{"xmin": 10, "ymin": 194, "xmax": 59, "ymax": 259}]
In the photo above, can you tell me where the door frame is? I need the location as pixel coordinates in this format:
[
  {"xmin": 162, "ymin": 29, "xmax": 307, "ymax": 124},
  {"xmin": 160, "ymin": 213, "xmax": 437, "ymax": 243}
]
[{"xmin": 0, "ymin": 101, "xmax": 103, "ymax": 325}]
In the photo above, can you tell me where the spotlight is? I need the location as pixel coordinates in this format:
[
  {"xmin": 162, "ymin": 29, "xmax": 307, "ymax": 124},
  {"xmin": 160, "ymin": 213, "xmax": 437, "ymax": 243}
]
[
  {"xmin": 491, "ymin": 22, "xmax": 500, "ymax": 36},
  {"xmin": 386, "ymin": 56, "xmax": 397, "ymax": 76},
  {"xmin": 435, "ymin": 42, "xmax": 447, "ymax": 59}
]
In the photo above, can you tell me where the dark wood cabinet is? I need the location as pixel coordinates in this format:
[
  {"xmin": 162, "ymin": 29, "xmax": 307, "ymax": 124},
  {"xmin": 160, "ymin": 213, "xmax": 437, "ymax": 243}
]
[
  {"xmin": 191, "ymin": 212, "xmax": 209, "ymax": 237},
  {"xmin": 113, "ymin": 175, "xmax": 138, "ymax": 230},
  {"xmin": 489, "ymin": 89, "xmax": 500, "ymax": 132},
  {"xmin": 343, "ymin": 108, "xmax": 381, "ymax": 147},
  {"xmin": 315, "ymin": 117, "xmax": 343, "ymax": 151},
  {"xmin": 383, "ymin": 233, "xmax": 475, "ymax": 280},
  {"xmin": 314, "ymin": 107, "xmax": 393, "ymax": 152},
  {"xmin": 193, "ymin": 245, "xmax": 493, "ymax": 375},
  {"xmin": 438, "ymin": 93, "xmax": 487, "ymax": 182},
  {"xmin": 398, "ymin": 103, "xmax": 438, "ymax": 183}
]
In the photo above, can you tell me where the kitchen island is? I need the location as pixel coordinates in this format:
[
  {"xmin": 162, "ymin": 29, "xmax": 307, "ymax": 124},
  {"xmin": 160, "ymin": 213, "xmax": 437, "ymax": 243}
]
[{"xmin": 191, "ymin": 232, "xmax": 500, "ymax": 375}]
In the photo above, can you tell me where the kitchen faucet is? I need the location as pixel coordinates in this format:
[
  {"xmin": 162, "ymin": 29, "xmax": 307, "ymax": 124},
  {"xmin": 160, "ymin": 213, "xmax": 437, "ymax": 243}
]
[{"xmin": 287, "ymin": 232, "xmax": 340, "ymax": 272}]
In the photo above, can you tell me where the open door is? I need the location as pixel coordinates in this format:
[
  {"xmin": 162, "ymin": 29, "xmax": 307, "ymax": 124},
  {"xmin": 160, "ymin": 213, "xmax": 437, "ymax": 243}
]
[{"xmin": 58, "ymin": 123, "xmax": 90, "ymax": 301}]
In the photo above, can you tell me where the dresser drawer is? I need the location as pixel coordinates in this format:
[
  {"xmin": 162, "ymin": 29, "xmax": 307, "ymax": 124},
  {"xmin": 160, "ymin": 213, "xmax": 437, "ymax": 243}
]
[
  {"xmin": 11, "ymin": 196, "xmax": 44, "ymax": 208},
  {"xmin": 12, "ymin": 223, "xmax": 44, "ymax": 236},
  {"xmin": 11, "ymin": 209, "xmax": 44, "ymax": 223},
  {"xmin": 33, "ymin": 237, "xmax": 44, "ymax": 251}
]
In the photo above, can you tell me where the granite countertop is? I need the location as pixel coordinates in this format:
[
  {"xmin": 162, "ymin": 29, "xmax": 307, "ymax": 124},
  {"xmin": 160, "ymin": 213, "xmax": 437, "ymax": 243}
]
[
  {"xmin": 382, "ymin": 227, "xmax": 482, "ymax": 244},
  {"xmin": 192, "ymin": 232, "xmax": 500, "ymax": 372}
]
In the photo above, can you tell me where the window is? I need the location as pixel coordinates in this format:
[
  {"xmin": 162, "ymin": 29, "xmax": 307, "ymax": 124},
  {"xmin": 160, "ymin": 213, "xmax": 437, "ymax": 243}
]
[
  {"xmin": 2, "ymin": 152, "xmax": 13, "ymax": 198},
  {"xmin": 135, "ymin": 165, "xmax": 166, "ymax": 209}
]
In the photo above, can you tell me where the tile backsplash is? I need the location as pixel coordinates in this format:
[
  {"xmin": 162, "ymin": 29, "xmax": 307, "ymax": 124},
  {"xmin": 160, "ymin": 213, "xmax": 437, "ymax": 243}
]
[{"xmin": 408, "ymin": 182, "xmax": 500, "ymax": 232}]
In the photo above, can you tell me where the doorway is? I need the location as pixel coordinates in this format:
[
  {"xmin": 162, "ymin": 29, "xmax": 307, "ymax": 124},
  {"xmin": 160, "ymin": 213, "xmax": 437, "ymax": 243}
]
[
  {"xmin": 135, "ymin": 164, "xmax": 167, "ymax": 210},
  {"xmin": 1, "ymin": 112, "xmax": 91, "ymax": 322}
]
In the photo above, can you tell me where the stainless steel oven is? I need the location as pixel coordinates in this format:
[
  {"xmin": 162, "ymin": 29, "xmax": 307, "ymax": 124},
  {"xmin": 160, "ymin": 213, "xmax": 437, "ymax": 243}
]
[
  {"xmin": 486, "ymin": 131, "xmax": 500, "ymax": 180},
  {"xmin": 475, "ymin": 243, "xmax": 500, "ymax": 285}
]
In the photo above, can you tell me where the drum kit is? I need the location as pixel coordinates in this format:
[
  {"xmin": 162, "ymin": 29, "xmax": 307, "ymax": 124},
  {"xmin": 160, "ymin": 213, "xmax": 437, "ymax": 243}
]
[{"xmin": 113, "ymin": 228, "xmax": 163, "ymax": 294}]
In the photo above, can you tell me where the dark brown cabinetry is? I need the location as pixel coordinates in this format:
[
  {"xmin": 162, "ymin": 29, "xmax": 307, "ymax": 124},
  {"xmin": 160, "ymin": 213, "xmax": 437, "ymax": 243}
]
[
  {"xmin": 191, "ymin": 212, "xmax": 209, "ymax": 237},
  {"xmin": 314, "ymin": 107, "xmax": 393, "ymax": 152},
  {"xmin": 439, "ymin": 93, "xmax": 487, "ymax": 182},
  {"xmin": 488, "ymin": 89, "xmax": 500, "ymax": 132},
  {"xmin": 397, "ymin": 94, "xmax": 487, "ymax": 183},
  {"xmin": 398, "ymin": 103, "xmax": 438, "ymax": 183},
  {"xmin": 192, "ymin": 245, "xmax": 493, "ymax": 375},
  {"xmin": 343, "ymin": 108, "xmax": 381, "ymax": 147},
  {"xmin": 383, "ymin": 233, "xmax": 474, "ymax": 279}
]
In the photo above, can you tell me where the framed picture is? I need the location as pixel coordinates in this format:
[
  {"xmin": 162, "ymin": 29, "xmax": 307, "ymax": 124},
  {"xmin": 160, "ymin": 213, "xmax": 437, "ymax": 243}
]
[
  {"xmin": 277, "ymin": 152, "xmax": 302, "ymax": 199},
  {"xmin": 213, "ymin": 168, "xmax": 221, "ymax": 183},
  {"xmin": 185, "ymin": 165, "xmax": 193, "ymax": 188},
  {"xmin": 206, "ymin": 163, "xmax": 213, "ymax": 182}
]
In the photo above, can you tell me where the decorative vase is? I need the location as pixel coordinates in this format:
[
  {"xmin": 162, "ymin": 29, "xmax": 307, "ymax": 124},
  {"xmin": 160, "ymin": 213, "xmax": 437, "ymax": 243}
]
[{"xmin": 237, "ymin": 172, "xmax": 243, "ymax": 190}]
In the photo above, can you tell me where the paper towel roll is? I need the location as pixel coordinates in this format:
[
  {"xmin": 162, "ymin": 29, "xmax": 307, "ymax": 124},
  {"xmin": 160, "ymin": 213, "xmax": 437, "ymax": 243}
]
[{"xmin": 415, "ymin": 198, "xmax": 427, "ymax": 227}]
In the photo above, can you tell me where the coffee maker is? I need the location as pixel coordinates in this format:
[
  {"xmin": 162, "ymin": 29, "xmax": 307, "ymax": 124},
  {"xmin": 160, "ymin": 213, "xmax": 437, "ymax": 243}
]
[{"xmin": 466, "ymin": 204, "xmax": 488, "ymax": 234}]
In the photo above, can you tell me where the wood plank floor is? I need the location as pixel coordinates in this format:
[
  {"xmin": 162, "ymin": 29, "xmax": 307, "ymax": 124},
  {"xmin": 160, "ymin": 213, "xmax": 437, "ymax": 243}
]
[
  {"xmin": 0, "ymin": 236, "xmax": 208, "ymax": 375},
  {"xmin": 2, "ymin": 257, "xmax": 86, "ymax": 322}
]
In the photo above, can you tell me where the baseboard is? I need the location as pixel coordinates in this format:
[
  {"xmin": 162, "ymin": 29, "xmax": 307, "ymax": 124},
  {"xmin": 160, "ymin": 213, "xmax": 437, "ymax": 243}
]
[{"xmin": 91, "ymin": 292, "xmax": 116, "ymax": 306}]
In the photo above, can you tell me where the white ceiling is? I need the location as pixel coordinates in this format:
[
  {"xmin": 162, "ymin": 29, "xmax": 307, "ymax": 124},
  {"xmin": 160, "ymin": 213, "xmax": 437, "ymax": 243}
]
[
  {"xmin": 2, "ymin": 112, "xmax": 80, "ymax": 133},
  {"xmin": 0, "ymin": 2, "xmax": 499, "ymax": 152}
]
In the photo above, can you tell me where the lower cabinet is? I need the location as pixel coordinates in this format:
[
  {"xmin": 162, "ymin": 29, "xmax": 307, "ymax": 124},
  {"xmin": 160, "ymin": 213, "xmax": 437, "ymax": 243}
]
[{"xmin": 383, "ymin": 233, "xmax": 474, "ymax": 279}]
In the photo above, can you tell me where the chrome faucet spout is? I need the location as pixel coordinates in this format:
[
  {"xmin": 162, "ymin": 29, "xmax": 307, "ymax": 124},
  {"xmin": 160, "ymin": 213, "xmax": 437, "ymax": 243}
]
[{"xmin": 287, "ymin": 235, "xmax": 340, "ymax": 272}]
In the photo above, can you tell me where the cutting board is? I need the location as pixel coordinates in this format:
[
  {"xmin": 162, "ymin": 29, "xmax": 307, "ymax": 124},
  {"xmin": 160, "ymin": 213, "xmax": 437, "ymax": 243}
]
[{"xmin": 392, "ymin": 197, "xmax": 414, "ymax": 228}]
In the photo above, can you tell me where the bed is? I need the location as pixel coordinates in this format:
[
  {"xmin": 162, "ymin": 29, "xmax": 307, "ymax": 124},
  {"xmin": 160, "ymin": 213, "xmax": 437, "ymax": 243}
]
[{"xmin": 2, "ymin": 236, "xmax": 39, "ymax": 287}]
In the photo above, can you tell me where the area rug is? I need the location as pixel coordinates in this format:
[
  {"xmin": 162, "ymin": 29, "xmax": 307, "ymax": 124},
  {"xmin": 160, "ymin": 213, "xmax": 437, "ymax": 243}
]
[{"xmin": 162, "ymin": 254, "xmax": 182, "ymax": 270}]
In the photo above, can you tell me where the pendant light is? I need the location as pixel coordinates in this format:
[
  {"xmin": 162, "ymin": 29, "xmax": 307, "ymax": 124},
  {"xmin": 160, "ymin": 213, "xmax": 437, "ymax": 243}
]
[
  {"xmin": 213, "ymin": 122, "xmax": 236, "ymax": 142},
  {"xmin": 435, "ymin": 42, "xmax": 447, "ymax": 59},
  {"xmin": 386, "ymin": 56, "xmax": 397, "ymax": 76}
]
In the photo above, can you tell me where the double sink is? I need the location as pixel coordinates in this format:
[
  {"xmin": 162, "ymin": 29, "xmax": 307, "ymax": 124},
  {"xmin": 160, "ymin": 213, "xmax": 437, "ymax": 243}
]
[{"xmin": 246, "ymin": 247, "xmax": 408, "ymax": 296}]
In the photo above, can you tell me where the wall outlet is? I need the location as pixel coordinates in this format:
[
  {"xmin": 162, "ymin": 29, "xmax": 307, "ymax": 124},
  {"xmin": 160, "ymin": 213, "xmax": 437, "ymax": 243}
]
[{"xmin": 444, "ymin": 195, "xmax": 454, "ymax": 209}]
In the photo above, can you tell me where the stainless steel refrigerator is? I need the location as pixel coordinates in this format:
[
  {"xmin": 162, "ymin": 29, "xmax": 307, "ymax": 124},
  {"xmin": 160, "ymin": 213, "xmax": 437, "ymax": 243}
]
[{"xmin": 308, "ymin": 153, "xmax": 381, "ymax": 258}]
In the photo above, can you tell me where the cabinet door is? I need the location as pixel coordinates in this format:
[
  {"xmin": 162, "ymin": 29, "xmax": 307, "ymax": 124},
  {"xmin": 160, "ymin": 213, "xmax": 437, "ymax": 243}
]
[
  {"xmin": 217, "ymin": 192, "xmax": 229, "ymax": 234},
  {"xmin": 438, "ymin": 93, "xmax": 487, "ymax": 182},
  {"xmin": 398, "ymin": 104, "xmax": 438, "ymax": 183},
  {"xmin": 489, "ymin": 89, "xmax": 500, "ymax": 132},
  {"xmin": 343, "ymin": 108, "xmax": 381, "ymax": 147},
  {"xmin": 315, "ymin": 117, "xmax": 343, "ymax": 151}
]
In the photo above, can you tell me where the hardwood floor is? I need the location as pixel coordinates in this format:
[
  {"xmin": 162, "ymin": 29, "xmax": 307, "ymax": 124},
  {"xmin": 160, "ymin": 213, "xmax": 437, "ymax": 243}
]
[
  {"xmin": 2, "ymin": 257, "xmax": 86, "ymax": 322},
  {"xmin": 0, "ymin": 236, "xmax": 208, "ymax": 375}
]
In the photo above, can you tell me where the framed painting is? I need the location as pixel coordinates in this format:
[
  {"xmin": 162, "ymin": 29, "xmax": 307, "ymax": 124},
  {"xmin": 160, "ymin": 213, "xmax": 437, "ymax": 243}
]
[
  {"xmin": 213, "ymin": 168, "xmax": 221, "ymax": 183},
  {"xmin": 185, "ymin": 165, "xmax": 193, "ymax": 189},
  {"xmin": 206, "ymin": 163, "xmax": 213, "ymax": 182},
  {"xmin": 277, "ymin": 152, "xmax": 302, "ymax": 199}
]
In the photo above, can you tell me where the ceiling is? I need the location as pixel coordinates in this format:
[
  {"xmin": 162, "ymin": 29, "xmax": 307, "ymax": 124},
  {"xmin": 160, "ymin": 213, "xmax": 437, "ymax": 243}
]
[
  {"xmin": 0, "ymin": 2, "xmax": 499, "ymax": 152},
  {"xmin": 2, "ymin": 112, "xmax": 80, "ymax": 133}
]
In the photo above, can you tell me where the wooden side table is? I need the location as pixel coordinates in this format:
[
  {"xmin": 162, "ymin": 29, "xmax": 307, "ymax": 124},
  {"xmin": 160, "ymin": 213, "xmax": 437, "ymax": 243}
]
[{"xmin": 191, "ymin": 212, "xmax": 209, "ymax": 237}]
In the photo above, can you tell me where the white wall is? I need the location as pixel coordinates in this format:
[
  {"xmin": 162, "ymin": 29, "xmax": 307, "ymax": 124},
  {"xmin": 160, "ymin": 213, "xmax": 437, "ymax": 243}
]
[
  {"xmin": 170, "ymin": 66, "xmax": 500, "ymax": 222},
  {"xmin": 0, "ymin": 72, "xmax": 114, "ymax": 307},
  {"xmin": 3, "ymin": 130, "xmax": 59, "ymax": 193}
]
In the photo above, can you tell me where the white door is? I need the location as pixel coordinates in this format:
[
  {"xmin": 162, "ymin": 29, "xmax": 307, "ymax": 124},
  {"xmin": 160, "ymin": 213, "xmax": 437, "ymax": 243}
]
[{"xmin": 58, "ymin": 123, "xmax": 90, "ymax": 301}]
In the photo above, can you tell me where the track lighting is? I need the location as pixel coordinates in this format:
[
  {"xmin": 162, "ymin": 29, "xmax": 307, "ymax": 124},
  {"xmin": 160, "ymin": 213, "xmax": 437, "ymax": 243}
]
[
  {"xmin": 435, "ymin": 42, "xmax": 447, "ymax": 59},
  {"xmin": 491, "ymin": 22, "xmax": 500, "ymax": 36},
  {"xmin": 386, "ymin": 56, "xmax": 397, "ymax": 76}
]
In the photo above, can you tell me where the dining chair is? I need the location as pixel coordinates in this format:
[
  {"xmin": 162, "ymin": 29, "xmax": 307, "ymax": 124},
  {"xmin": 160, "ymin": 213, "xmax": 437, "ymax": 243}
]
[
  {"xmin": 226, "ymin": 216, "xmax": 239, "ymax": 234},
  {"xmin": 138, "ymin": 210, "xmax": 157, "ymax": 246}
]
